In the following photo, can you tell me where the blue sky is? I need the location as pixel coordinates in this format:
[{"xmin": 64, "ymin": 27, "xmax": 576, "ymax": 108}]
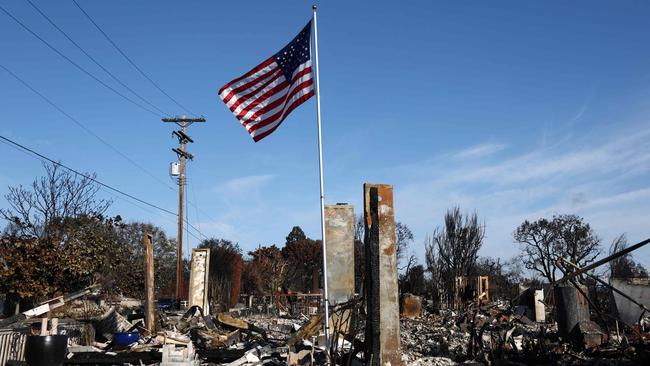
[{"xmin": 1, "ymin": 0, "xmax": 650, "ymax": 269}]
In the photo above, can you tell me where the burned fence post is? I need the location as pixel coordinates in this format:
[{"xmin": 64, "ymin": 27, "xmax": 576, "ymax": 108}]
[
  {"xmin": 143, "ymin": 232, "xmax": 155, "ymax": 334},
  {"xmin": 555, "ymin": 283, "xmax": 589, "ymax": 340},
  {"xmin": 189, "ymin": 248, "xmax": 211, "ymax": 314},
  {"xmin": 364, "ymin": 184, "xmax": 402, "ymax": 366}
]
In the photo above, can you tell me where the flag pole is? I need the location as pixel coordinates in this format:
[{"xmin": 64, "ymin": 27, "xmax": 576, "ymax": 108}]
[{"xmin": 312, "ymin": 4, "xmax": 331, "ymax": 350}]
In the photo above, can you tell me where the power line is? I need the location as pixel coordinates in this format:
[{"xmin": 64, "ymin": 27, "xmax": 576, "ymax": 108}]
[
  {"xmin": 72, "ymin": 0, "xmax": 197, "ymax": 117},
  {"xmin": 97, "ymin": 186, "xmax": 206, "ymax": 243},
  {"xmin": 0, "ymin": 4, "xmax": 161, "ymax": 117},
  {"xmin": 185, "ymin": 160, "xmax": 217, "ymax": 224},
  {"xmin": 184, "ymin": 164, "xmax": 209, "ymax": 241},
  {"xmin": 0, "ymin": 134, "xmax": 176, "ymax": 216},
  {"xmin": 25, "ymin": 0, "xmax": 170, "ymax": 116},
  {"xmin": 187, "ymin": 163, "xmax": 203, "ymax": 235},
  {"xmin": 0, "ymin": 134, "xmax": 210, "ymax": 240},
  {"xmin": 0, "ymin": 63, "xmax": 176, "ymax": 192}
]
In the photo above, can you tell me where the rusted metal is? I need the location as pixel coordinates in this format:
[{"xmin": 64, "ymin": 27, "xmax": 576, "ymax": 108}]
[
  {"xmin": 561, "ymin": 257, "xmax": 650, "ymax": 323},
  {"xmin": 401, "ymin": 294, "xmax": 422, "ymax": 319},
  {"xmin": 555, "ymin": 284, "xmax": 590, "ymax": 340},
  {"xmin": 610, "ymin": 278, "xmax": 650, "ymax": 325},
  {"xmin": 573, "ymin": 320, "xmax": 608, "ymax": 349},
  {"xmin": 364, "ymin": 184, "xmax": 402, "ymax": 366},
  {"xmin": 325, "ymin": 204, "xmax": 355, "ymax": 305},
  {"xmin": 556, "ymin": 237, "xmax": 650, "ymax": 284}
]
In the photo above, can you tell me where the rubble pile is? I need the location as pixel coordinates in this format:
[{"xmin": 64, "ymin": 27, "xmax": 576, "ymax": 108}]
[
  {"xmin": 238, "ymin": 314, "xmax": 303, "ymax": 341},
  {"xmin": 399, "ymin": 301, "xmax": 650, "ymax": 366},
  {"xmin": 3, "ymin": 283, "xmax": 650, "ymax": 366},
  {"xmin": 401, "ymin": 312, "xmax": 470, "ymax": 362}
]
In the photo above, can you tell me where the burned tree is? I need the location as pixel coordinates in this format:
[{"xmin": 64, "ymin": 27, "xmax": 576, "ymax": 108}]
[
  {"xmin": 285, "ymin": 226, "xmax": 307, "ymax": 245},
  {"xmin": 0, "ymin": 164, "xmax": 120, "ymax": 310},
  {"xmin": 425, "ymin": 207, "xmax": 484, "ymax": 307},
  {"xmin": 424, "ymin": 235, "xmax": 444, "ymax": 306},
  {"xmin": 1, "ymin": 162, "xmax": 111, "ymax": 238},
  {"xmin": 282, "ymin": 226, "xmax": 322, "ymax": 293},
  {"xmin": 472, "ymin": 256, "xmax": 523, "ymax": 300},
  {"xmin": 1, "ymin": 215, "xmax": 121, "ymax": 306},
  {"xmin": 356, "ymin": 215, "xmax": 413, "ymax": 267},
  {"xmin": 245, "ymin": 245, "xmax": 287, "ymax": 297},
  {"xmin": 198, "ymin": 238, "xmax": 244, "ymax": 311},
  {"xmin": 609, "ymin": 234, "xmax": 648, "ymax": 278},
  {"xmin": 108, "ymin": 222, "xmax": 178, "ymax": 298},
  {"xmin": 396, "ymin": 222, "xmax": 414, "ymax": 266},
  {"xmin": 434, "ymin": 207, "xmax": 484, "ymax": 277},
  {"xmin": 400, "ymin": 264, "xmax": 427, "ymax": 296},
  {"xmin": 282, "ymin": 237, "xmax": 322, "ymax": 293},
  {"xmin": 513, "ymin": 214, "xmax": 600, "ymax": 283}
]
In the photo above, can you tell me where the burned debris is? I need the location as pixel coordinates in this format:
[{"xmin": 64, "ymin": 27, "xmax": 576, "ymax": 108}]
[{"xmin": 1, "ymin": 183, "xmax": 650, "ymax": 366}]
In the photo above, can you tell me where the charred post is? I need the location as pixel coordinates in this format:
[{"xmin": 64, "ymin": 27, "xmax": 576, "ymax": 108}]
[
  {"xmin": 364, "ymin": 184, "xmax": 402, "ymax": 366},
  {"xmin": 143, "ymin": 232, "xmax": 155, "ymax": 334}
]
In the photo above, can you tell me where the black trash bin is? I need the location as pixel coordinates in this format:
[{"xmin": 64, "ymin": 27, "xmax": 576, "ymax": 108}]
[{"xmin": 24, "ymin": 335, "xmax": 68, "ymax": 366}]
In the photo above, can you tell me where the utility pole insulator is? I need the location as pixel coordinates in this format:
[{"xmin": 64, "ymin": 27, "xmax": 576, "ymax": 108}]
[
  {"xmin": 173, "ymin": 130, "xmax": 194, "ymax": 144},
  {"xmin": 172, "ymin": 148, "xmax": 194, "ymax": 160}
]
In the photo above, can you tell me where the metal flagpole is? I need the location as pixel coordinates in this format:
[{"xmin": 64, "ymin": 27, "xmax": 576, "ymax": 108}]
[{"xmin": 312, "ymin": 4, "xmax": 331, "ymax": 350}]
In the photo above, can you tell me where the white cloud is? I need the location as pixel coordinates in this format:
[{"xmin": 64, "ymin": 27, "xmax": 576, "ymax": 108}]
[
  {"xmin": 213, "ymin": 174, "xmax": 274, "ymax": 196},
  {"xmin": 453, "ymin": 143, "xmax": 505, "ymax": 159},
  {"xmin": 395, "ymin": 125, "xmax": 650, "ymax": 266},
  {"xmin": 196, "ymin": 220, "xmax": 236, "ymax": 239}
]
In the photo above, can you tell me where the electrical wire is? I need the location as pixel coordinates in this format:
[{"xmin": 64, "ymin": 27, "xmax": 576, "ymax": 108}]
[
  {"xmin": 25, "ymin": 0, "xmax": 170, "ymax": 117},
  {"xmin": 180, "ymin": 162, "xmax": 209, "ymax": 240},
  {"xmin": 72, "ymin": 0, "xmax": 197, "ymax": 117},
  {"xmin": 0, "ymin": 133, "xmax": 207, "ymax": 242},
  {"xmin": 0, "ymin": 134, "xmax": 176, "ymax": 216},
  {"xmin": 0, "ymin": 4, "xmax": 161, "ymax": 117},
  {"xmin": 0, "ymin": 63, "xmax": 176, "ymax": 192},
  {"xmin": 187, "ymin": 163, "xmax": 203, "ymax": 237}
]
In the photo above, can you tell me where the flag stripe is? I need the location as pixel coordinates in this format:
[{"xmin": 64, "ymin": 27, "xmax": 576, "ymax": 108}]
[
  {"xmin": 243, "ymin": 75, "xmax": 313, "ymax": 132},
  {"xmin": 229, "ymin": 71, "xmax": 284, "ymax": 114},
  {"xmin": 246, "ymin": 77, "xmax": 313, "ymax": 133},
  {"xmin": 250, "ymin": 87, "xmax": 314, "ymax": 137},
  {"xmin": 248, "ymin": 81, "xmax": 314, "ymax": 135},
  {"xmin": 235, "ymin": 78, "xmax": 288, "ymax": 119},
  {"xmin": 240, "ymin": 61, "xmax": 312, "ymax": 118},
  {"xmin": 218, "ymin": 57, "xmax": 275, "ymax": 95},
  {"xmin": 252, "ymin": 90, "xmax": 315, "ymax": 142},
  {"xmin": 222, "ymin": 67, "xmax": 280, "ymax": 106},
  {"xmin": 241, "ymin": 61, "xmax": 312, "ymax": 124}
]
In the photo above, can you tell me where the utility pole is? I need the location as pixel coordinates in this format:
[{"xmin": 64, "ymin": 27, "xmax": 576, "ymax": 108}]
[{"xmin": 162, "ymin": 115, "xmax": 206, "ymax": 307}]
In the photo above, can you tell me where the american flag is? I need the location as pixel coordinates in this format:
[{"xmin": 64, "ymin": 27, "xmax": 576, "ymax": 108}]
[{"xmin": 218, "ymin": 22, "xmax": 314, "ymax": 142}]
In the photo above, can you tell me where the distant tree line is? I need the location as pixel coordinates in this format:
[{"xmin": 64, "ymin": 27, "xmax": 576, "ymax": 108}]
[
  {"xmin": 2, "ymin": 163, "xmax": 647, "ymax": 316},
  {"xmin": 0, "ymin": 163, "xmax": 182, "ymax": 315}
]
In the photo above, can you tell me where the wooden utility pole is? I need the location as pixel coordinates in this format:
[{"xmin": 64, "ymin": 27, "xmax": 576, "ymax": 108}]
[
  {"xmin": 162, "ymin": 115, "xmax": 206, "ymax": 307},
  {"xmin": 176, "ymin": 119, "xmax": 187, "ymax": 306},
  {"xmin": 143, "ymin": 232, "xmax": 154, "ymax": 334}
]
